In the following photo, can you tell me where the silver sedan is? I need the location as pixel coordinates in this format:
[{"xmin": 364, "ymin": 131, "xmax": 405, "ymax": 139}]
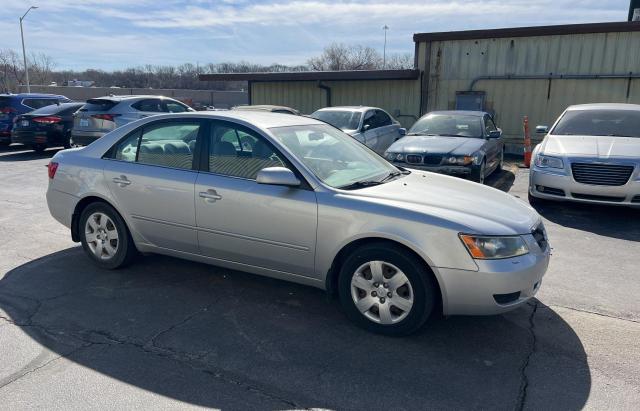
[
  {"xmin": 46, "ymin": 111, "xmax": 549, "ymax": 335},
  {"xmin": 530, "ymin": 103, "xmax": 640, "ymax": 206}
]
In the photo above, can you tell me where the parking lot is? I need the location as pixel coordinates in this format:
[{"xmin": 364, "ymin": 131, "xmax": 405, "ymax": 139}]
[{"xmin": 0, "ymin": 145, "xmax": 639, "ymax": 410}]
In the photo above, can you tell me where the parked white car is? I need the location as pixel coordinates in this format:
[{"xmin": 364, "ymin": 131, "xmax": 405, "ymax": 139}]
[
  {"xmin": 310, "ymin": 106, "xmax": 405, "ymax": 155},
  {"xmin": 529, "ymin": 103, "xmax": 640, "ymax": 206}
]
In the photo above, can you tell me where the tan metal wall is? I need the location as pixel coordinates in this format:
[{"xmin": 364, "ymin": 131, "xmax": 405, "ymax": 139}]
[
  {"xmin": 417, "ymin": 31, "xmax": 640, "ymax": 153},
  {"xmin": 18, "ymin": 85, "xmax": 248, "ymax": 108},
  {"xmin": 251, "ymin": 80, "xmax": 421, "ymax": 128}
]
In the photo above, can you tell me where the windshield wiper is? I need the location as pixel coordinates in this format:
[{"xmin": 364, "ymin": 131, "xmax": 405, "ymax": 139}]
[
  {"xmin": 378, "ymin": 171, "xmax": 404, "ymax": 183},
  {"xmin": 337, "ymin": 180, "xmax": 383, "ymax": 190}
]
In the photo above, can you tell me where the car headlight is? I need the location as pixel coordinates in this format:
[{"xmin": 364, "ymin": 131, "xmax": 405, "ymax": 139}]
[
  {"xmin": 385, "ymin": 152, "xmax": 404, "ymax": 161},
  {"xmin": 459, "ymin": 234, "xmax": 529, "ymax": 259},
  {"xmin": 534, "ymin": 154, "xmax": 564, "ymax": 169},
  {"xmin": 444, "ymin": 155, "xmax": 474, "ymax": 165}
]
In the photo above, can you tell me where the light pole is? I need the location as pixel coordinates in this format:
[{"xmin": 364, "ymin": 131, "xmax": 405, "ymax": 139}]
[
  {"xmin": 382, "ymin": 25, "xmax": 389, "ymax": 69},
  {"xmin": 20, "ymin": 6, "xmax": 38, "ymax": 93}
]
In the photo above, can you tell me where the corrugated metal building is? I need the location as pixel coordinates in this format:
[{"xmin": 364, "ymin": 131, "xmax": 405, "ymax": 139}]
[{"xmin": 200, "ymin": 21, "xmax": 640, "ymax": 153}]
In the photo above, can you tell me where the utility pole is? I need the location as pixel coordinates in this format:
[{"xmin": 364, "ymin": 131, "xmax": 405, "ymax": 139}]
[
  {"xmin": 20, "ymin": 6, "xmax": 38, "ymax": 93},
  {"xmin": 383, "ymin": 25, "xmax": 389, "ymax": 68}
]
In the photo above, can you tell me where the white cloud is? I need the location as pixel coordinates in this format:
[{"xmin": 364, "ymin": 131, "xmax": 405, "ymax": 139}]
[{"xmin": 0, "ymin": 0, "xmax": 629, "ymax": 70}]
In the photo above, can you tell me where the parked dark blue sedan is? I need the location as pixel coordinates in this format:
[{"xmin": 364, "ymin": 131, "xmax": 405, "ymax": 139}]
[
  {"xmin": 0, "ymin": 93, "xmax": 70, "ymax": 146},
  {"xmin": 384, "ymin": 111, "xmax": 504, "ymax": 184}
]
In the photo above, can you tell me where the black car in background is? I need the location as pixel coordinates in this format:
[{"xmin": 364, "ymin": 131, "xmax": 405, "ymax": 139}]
[
  {"xmin": 11, "ymin": 102, "xmax": 84, "ymax": 152},
  {"xmin": 384, "ymin": 111, "xmax": 504, "ymax": 184}
]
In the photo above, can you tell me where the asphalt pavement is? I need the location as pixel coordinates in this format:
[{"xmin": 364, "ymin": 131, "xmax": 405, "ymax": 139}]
[{"xmin": 0, "ymin": 146, "xmax": 638, "ymax": 410}]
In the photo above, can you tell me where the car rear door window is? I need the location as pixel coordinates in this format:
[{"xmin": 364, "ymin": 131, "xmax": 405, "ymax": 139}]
[
  {"xmin": 22, "ymin": 98, "xmax": 58, "ymax": 110},
  {"xmin": 208, "ymin": 122, "xmax": 287, "ymax": 180},
  {"xmin": 375, "ymin": 110, "xmax": 392, "ymax": 127},
  {"xmin": 137, "ymin": 122, "xmax": 199, "ymax": 169},
  {"xmin": 132, "ymin": 99, "xmax": 164, "ymax": 112},
  {"xmin": 164, "ymin": 101, "xmax": 188, "ymax": 113}
]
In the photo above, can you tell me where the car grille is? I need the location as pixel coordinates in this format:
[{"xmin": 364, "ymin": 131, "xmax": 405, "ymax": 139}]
[
  {"xmin": 406, "ymin": 154, "xmax": 422, "ymax": 164},
  {"xmin": 423, "ymin": 155, "xmax": 443, "ymax": 165},
  {"xmin": 571, "ymin": 162, "xmax": 634, "ymax": 186},
  {"xmin": 532, "ymin": 224, "xmax": 547, "ymax": 251}
]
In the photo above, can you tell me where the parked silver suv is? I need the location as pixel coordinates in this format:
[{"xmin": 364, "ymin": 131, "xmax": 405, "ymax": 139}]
[{"xmin": 71, "ymin": 95, "xmax": 194, "ymax": 146}]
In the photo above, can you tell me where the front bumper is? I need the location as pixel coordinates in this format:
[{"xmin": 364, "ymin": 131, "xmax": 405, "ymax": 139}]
[
  {"xmin": 438, "ymin": 234, "xmax": 550, "ymax": 315},
  {"xmin": 396, "ymin": 163, "xmax": 472, "ymax": 176},
  {"xmin": 529, "ymin": 167, "xmax": 640, "ymax": 206}
]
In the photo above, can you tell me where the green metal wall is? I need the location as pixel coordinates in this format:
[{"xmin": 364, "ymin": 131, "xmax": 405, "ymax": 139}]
[
  {"xmin": 417, "ymin": 31, "xmax": 640, "ymax": 152},
  {"xmin": 251, "ymin": 80, "xmax": 421, "ymax": 128}
]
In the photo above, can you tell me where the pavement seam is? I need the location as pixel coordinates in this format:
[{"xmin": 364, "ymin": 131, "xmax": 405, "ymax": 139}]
[
  {"xmin": 546, "ymin": 304, "xmax": 640, "ymax": 324},
  {"xmin": 515, "ymin": 301, "xmax": 538, "ymax": 411}
]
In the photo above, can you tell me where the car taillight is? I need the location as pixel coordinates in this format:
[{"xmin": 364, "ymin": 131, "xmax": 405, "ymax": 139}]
[
  {"xmin": 91, "ymin": 114, "xmax": 120, "ymax": 121},
  {"xmin": 33, "ymin": 116, "xmax": 62, "ymax": 124},
  {"xmin": 48, "ymin": 161, "xmax": 59, "ymax": 179},
  {"xmin": 0, "ymin": 107, "xmax": 16, "ymax": 114}
]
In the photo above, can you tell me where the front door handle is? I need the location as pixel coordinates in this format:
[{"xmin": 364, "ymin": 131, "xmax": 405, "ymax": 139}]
[
  {"xmin": 199, "ymin": 189, "xmax": 222, "ymax": 202},
  {"xmin": 112, "ymin": 176, "xmax": 131, "ymax": 186}
]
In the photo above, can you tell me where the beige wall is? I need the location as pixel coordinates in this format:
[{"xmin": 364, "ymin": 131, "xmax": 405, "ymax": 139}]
[
  {"xmin": 19, "ymin": 85, "xmax": 248, "ymax": 108},
  {"xmin": 251, "ymin": 79, "xmax": 421, "ymax": 128},
  {"xmin": 417, "ymin": 31, "xmax": 640, "ymax": 153}
]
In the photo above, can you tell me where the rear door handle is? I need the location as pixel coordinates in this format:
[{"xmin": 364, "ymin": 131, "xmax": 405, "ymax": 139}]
[
  {"xmin": 112, "ymin": 176, "xmax": 131, "ymax": 186},
  {"xmin": 199, "ymin": 189, "xmax": 222, "ymax": 202}
]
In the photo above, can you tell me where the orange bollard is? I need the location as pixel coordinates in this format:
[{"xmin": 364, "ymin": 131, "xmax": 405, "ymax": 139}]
[{"xmin": 523, "ymin": 116, "xmax": 532, "ymax": 167}]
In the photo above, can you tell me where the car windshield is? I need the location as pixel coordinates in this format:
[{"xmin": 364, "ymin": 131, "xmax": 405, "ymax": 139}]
[
  {"xmin": 269, "ymin": 124, "xmax": 399, "ymax": 189},
  {"xmin": 409, "ymin": 113, "xmax": 483, "ymax": 138},
  {"xmin": 310, "ymin": 110, "xmax": 361, "ymax": 130},
  {"xmin": 552, "ymin": 109, "xmax": 640, "ymax": 137}
]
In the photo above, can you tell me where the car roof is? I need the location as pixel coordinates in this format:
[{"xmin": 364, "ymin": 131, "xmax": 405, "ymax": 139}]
[
  {"xmin": 88, "ymin": 95, "xmax": 178, "ymax": 102},
  {"xmin": 314, "ymin": 106, "xmax": 378, "ymax": 113},
  {"xmin": 566, "ymin": 103, "xmax": 640, "ymax": 111},
  {"xmin": 233, "ymin": 105, "xmax": 297, "ymax": 112},
  {"xmin": 168, "ymin": 110, "xmax": 324, "ymax": 129},
  {"xmin": 426, "ymin": 110, "xmax": 488, "ymax": 117},
  {"xmin": 0, "ymin": 93, "xmax": 68, "ymax": 99}
]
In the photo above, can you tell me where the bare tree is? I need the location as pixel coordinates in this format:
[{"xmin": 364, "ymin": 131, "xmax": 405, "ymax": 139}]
[
  {"xmin": 308, "ymin": 43, "xmax": 383, "ymax": 71},
  {"xmin": 384, "ymin": 53, "xmax": 414, "ymax": 70}
]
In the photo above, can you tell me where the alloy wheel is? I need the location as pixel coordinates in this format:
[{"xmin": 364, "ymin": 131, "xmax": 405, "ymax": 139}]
[
  {"xmin": 350, "ymin": 260, "xmax": 414, "ymax": 324},
  {"xmin": 85, "ymin": 212, "xmax": 119, "ymax": 260}
]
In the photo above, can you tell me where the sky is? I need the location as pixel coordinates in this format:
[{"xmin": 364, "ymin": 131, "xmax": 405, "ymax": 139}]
[{"xmin": 0, "ymin": 0, "xmax": 631, "ymax": 71}]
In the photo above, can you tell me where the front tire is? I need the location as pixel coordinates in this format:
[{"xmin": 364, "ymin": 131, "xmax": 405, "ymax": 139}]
[
  {"xmin": 79, "ymin": 202, "xmax": 137, "ymax": 269},
  {"xmin": 471, "ymin": 159, "xmax": 486, "ymax": 184},
  {"xmin": 338, "ymin": 242, "xmax": 436, "ymax": 336}
]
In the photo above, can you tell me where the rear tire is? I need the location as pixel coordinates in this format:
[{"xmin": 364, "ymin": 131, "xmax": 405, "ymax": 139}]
[
  {"xmin": 338, "ymin": 242, "xmax": 436, "ymax": 336},
  {"xmin": 79, "ymin": 202, "xmax": 137, "ymax": 269},
  {"xmin": 32, "ymin": 144, "xmax": 46, "ymax": 153}
]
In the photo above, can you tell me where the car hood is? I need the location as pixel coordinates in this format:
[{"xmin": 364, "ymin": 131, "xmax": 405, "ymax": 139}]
[
  {"xmin": 543, "ymin": 135, "xmax": 640, "ymax": 158},
  {"xmin": 387, "ymin": 135, "xmax": 484, "ymax": 155},
  {"xmin": 344, "ymin": 171, "xmax": 539, "ymax": 236}
]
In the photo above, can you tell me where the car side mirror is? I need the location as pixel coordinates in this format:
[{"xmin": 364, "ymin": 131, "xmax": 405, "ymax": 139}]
[
  {"xmin": 362, "ymin": 124, "xmax": 371, "ymax": 132},
  {"xmin": 256, "ymin": 167, "xmax": 300, "ymax": 187},
  {"xmin": 398, "ymin": 128, "xmax": 407, "ymax": 136},
  {"xmin": 536, "ymin": 125, "xmax": 549, "ymax": 134},
  {"xmin": 488, "ymin": 129, "xmax": 502, "ymax": 138}
]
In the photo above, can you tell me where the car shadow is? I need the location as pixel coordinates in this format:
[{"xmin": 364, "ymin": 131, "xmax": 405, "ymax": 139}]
[
  {"xmin": 0, "ymin": 147, "xmax": 62, "ymax": 162},
  {"xmin": 0, "ymin": 248, "xmax": 591, "ymax": 410},
  {"xmin": 531, "ymin": 200, "xmax": 640, "ymax": 242}
]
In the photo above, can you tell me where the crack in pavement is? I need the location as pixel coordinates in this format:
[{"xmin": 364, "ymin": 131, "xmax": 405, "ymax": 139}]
[
  {"xmin": 0, "ymin": 295, "xmax": 302, "ymax": 409},
  {"xmin": 515, "ymin": 301, "xmax": 538, "ymax": 411}
]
